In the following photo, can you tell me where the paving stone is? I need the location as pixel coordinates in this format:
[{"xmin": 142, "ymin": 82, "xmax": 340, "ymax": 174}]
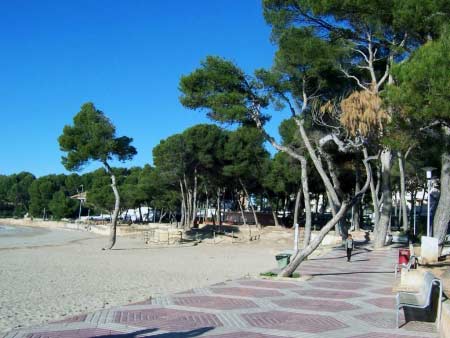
[
  {"xmin": 310, "ymin": 281, "xmax": 370, "ymax": 290},
  {"xmin": 237, "ymin": 280, "xmax": 299, "ymax": 289},
  {"xmin": 25, "ymin": 328, "xmax": 121, "ymax": 338},
  {"xmin": 294, "ymin": 288, "xmax": 362, "ymax": 299},
  {"xmin": 211, "ymin": 287, "xmax": 284, "ymax": 298},
  {"xmin": 173, "ymin": 295, "xmax": 258, "ymax": 310},
  {"xmin": 205, "ymin": 332, "xmax": 289, "ymax": 338},
  {"xmin": 273, "ymin": 297, "xmax": 360, "ymax": 312},
  {"xmin": 113, "ymin": 308, "xmax": 223, "ymax": 331},
  {"xmin": 243, "ymin": 310, "xmax": 348, "ymax": 333},
  {"xmin": 365, "ymin": 297, "xmax": 396, "ymax": 309}
]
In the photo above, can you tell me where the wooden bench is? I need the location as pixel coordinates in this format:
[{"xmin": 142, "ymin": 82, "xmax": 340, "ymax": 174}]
[
  {"xmin": 394, "ymin": 254, "xmax": 418, "ymax": 279},
  {"xmin": 396, "ymin": 271, "xmax": 443, "ymax": 328}
]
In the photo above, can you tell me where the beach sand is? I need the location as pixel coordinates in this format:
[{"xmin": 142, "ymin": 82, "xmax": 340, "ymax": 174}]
[{"xmin": 0, "ymin": 221, "xmax": 292, "ymax": 333}]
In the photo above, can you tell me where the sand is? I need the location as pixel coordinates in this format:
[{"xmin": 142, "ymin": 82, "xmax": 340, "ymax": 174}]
[{"xmin": 0, "ymin": 221, "xmax": 293, "ymax": 333}]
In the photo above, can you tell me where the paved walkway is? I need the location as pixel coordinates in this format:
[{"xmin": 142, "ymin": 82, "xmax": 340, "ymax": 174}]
[{"xmin": 2, "ymin": 245, "xmax": 439, "ymax": 338}]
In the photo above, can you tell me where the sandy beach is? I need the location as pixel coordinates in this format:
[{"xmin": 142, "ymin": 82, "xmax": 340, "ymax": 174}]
[{"xmin": 0, "ymin": 220, "xmax": 293, "ymax": 333}]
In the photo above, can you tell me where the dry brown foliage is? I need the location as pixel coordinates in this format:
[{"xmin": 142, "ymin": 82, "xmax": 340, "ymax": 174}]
[{"xmin": 340, "ymin": 90, "xmax": 390, "ymax": 137}]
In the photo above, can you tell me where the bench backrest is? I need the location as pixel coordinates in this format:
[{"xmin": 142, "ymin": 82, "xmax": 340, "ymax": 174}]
[{"xmin": 418, "ymin": 272, "xmax": 437, "ymax": 306}]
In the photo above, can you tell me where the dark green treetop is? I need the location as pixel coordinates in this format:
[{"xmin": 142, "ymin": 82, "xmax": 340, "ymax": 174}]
[{"xmin": 58, "ymin": 102, "xmax": 137, "ymax": 171}]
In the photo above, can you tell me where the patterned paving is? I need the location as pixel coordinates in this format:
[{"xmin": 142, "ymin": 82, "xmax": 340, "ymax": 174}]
[
  {"xmin": 173, "ymin": 295, "xmax": 257, "ymax": 310},
  {"xmin": 242, "ymin": 311, "xmax": 348, "ymax": 333},
  {"xmin": 2, "ymin": 245, "xmax": 439, "ymax": 338}
]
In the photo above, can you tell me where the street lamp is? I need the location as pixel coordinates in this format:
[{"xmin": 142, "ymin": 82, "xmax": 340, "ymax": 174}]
[{"xmin": 422, "ymin": 167, "xmax": 435, "ymax": 237}]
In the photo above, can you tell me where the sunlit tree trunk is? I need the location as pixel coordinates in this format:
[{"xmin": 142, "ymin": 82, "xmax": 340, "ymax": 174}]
[
  {"xmin": 433, "ymin": 151, "xmax": 450, "ymax": 245},
  {"xmin": 300, "ymin": 157, "xmax": 312, "ymax": 247},
  {"xmin": 398, "ymin": 151, "xmax": 409, "ymax": 232},
  {"xmin": 374, "ymin": 149, "xmax": 393, "ymax": 248},
  {"xmin": 103, "ymin": 161, "xmax": 119, "ymax": 250}
]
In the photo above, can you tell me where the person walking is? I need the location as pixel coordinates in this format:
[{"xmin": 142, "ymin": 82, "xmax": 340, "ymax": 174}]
[{"xmin": 345, "ymin": 234, "xmax": 354, "ymax": 262}]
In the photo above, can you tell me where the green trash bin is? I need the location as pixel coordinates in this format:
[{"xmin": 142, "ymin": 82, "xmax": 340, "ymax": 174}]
[{"xmin": 275, "ymin": 253, "xmax": 292, "ymax": 268}]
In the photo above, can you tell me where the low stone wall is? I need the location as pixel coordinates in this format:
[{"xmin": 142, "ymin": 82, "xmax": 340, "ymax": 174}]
[{"xmin": 440, "ymin": 300, "xmax": 450, "ymax": 338}]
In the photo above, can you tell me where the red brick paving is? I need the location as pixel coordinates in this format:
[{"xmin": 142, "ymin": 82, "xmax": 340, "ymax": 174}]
[
  {"xmin": 173, "ymin": 295, "xmax": 258, "ymax": 310},
  {"xmin": 294, "ymin": 288, "xmax": 362, "ymax": 299},
  {"xmin": 311, "ymin": 281, "xmax": 370, "ymax": 290},
  {"xmin": 113, "ymin": 308, "xmax": 223, "ymax": 331},
  {"xmin": 243, "ymin": 310, "xmax": 348, "ymax": 333},
  {"xmin": 205, "ymin": 332, "xmax": 289, "ymax": 338},
  {"xmin": 237, "ymin": 280, "xmax": 299, "ymax": 289},
  {"xmin": 273, "ymin": 297, "xmax": 360, "ymax": 312},
  {"xmin": 365, "ymin": 297, "xmax": 396, "ymax": 309},
  {"xmin": 211, "ymin": 287, "xmax": 283, "ymax": 298},
  {"xmin": 25, "ymin": 329, "xmax": 121, "ymax": 338}
]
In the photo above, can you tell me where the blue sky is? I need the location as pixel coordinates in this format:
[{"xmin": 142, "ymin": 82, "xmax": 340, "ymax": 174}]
[{"xmin": 0, "ymin": 0, "xmax": 284, "ymax": 177}]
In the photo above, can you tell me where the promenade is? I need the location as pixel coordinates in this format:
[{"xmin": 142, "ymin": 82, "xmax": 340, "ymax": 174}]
[{"xmin": 2, "ymin": 245, "xmax": 438, "ymax": 338}]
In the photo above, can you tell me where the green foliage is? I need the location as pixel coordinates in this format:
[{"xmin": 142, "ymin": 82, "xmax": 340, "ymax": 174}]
[
  {"xmin": 58, "ymin": 102, "xmax": 137, "ymax": 171},
  {"xmin": 388, "ymin": 30, "xmax": 450, "ymax": 126},
  {"xmin": 179, "ymin": 57, "xmax": 268, "ymax": 124}
]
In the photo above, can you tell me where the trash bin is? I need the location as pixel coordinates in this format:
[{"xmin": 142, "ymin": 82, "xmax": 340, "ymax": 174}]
[
  {"xmin": 398, "ymin": 248, "xmax": 410, "ymax": 265},
  {"xmin": 275, "ymin": 253, "xmax": 292, "ymax": 269}
]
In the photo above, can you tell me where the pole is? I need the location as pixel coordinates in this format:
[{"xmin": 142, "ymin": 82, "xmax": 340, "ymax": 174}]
[
  {"xmin": 294, "ymin": 223, "xmax": 299, "ymax": 252},
  {"xmin": 413, "ymin": 201, "xmax": 416, "ymax": 236},
  {"xmin": 427, "ymin": 179, "xmax": 431, "ymax": 237}
]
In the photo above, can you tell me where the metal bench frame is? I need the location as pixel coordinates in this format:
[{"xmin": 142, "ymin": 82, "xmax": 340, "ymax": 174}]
[
  {"xmin": 394, "ymin": 254, "xmax": 418, "ymax": 279},
  {"xmin": 396, "ymin": 271, "xmax": 443, "ymax": 328}
]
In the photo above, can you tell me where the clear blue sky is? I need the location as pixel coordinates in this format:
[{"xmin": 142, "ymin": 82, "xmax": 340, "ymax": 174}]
[{"xmin": 0, "ymin": 0, "xmax": 283, "ymax": 177}]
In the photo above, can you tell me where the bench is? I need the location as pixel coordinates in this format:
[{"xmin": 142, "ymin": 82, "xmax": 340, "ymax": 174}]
[
  {"xmin": 396, "ymin": 271, "xmax": 443, "ymax": 328},
  {"xmin": 394, "ymin": 254, "xmax": 418, "ymax": 279}
]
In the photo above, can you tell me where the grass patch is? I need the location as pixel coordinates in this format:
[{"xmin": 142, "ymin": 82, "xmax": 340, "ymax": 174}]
[
  {"xmin": 259, "ymin": 271, "xmax": 301, "ymax": 278},
  {"xmin": 260, "ymin": 271, "xmax": 278, "ymax": 277}
]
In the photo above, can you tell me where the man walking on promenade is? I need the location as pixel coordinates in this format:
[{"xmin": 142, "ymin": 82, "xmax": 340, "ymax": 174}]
[{"xmin": 346, "ymin": 234, "xmax": 354, "ymax": 262}]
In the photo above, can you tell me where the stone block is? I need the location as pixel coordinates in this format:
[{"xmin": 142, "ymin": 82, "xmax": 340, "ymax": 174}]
[{"xmin": 421, "ymin": 236, "xmax": 439, "ymax": 264}]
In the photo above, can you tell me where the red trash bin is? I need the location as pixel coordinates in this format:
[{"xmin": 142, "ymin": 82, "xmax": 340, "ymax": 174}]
[{"xmin": 398, "ymin": 248, "xmax": 410, "ymax": 265}]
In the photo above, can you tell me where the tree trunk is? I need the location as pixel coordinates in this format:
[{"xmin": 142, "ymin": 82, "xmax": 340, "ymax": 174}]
[
  {"xmin": 363, "ymin": 147, "xmax": 380, "ymax": 228},
  {"xmin": 272, "ymin": 210, "xmax": 280, "ymax": 227},
  {"xmin": 138, "ymin": 205, "xmax": 143, "ymax": 222},
  {"xmin": 280, "ymin": 200, "xmax": 351, "ymax": 277},
  {"xmin": 103, "ymin": 161, "xmax": 119, "ymax": 250},
  {"xmin": 433, "ymin": 151, "xmax": 450, "ymax": 245},
  {"xmin": 398, "ymin": 152, "xmax": 409, "ymax": 232},
  {"xmin": 216, "ymin": 187, "xmax": 222, "ymax": 227},
  {"xmin": 180, "ymin": 180, "xmax": 186, "ymax": 228},
  {"xmin": 237, "ymin": 190, "xmax": 247, "ymax": 225},
  {"xmin": 300, "ymin": 157, "xmax": 312, "ymax": 247},
  {"xmin": 352, "ymin": 166, "xmax": 361, "ymax": 231},
  {"xmin": 374, "ymin": 149, "xmax": 393, "ymax": 249},
  {"xmin": 239, "ymin": 178, "xmax": 260, "ymax": 228},
  {"xmin": 295, "ymin": 118, "xmax": 341, "ymax": 208},
  {"xmin": 191, "ymin": 169, "xmax": 198, "ymax": 226},
  {"xmin": 293, "ymin": 186, "xmax": 302, "ymax": 228},
  {"xmin": 280, "ymin": 154, "xmax": 374, "ymax": 276}
]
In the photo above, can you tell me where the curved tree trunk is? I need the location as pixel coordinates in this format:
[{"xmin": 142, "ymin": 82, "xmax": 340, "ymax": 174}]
[
  {"xmin": 103, "ymin": 161, "xmax": 120, "ymax": 250},
  {"xmin": 433, "ymin": 151, "xmax": 450, "ymax": 245},
  {"xmin": 280, "ymin": 154, "xmax": 374, "ymax": 277},
  {"xmin": 374, "ymin": 149, "xmax": 393, "ymax": 249},
  {"xmin": 295, "ymin": 118, "xmax": 340, "ymax": 208},
  {"xmin": 398, "ymin": 151, "xmax": 409, "ymax": 232}
]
